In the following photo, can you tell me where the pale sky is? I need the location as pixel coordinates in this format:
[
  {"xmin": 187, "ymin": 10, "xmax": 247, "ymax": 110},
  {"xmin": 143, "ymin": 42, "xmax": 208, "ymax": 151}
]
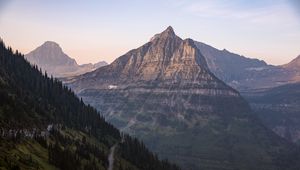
[{"xmin": 0, "ymin": 0, "xmax": 299, "ymax": 65}]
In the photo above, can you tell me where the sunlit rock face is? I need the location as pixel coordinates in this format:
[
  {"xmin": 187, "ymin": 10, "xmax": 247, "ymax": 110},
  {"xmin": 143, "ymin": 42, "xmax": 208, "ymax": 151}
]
[{"xmin": 67, "ymin": 27, "xmax": 294, "ymax": 170}]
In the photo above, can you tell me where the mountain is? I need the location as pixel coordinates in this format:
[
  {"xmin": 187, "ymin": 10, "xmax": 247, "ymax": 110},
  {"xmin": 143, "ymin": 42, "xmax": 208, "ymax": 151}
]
[
  {"xmin": 195, "ymin": 42, "xmax": 300, "ymax": 144},
  {"xmin": 281, "ymin": 55, "xmax": 300, "ymax": 83},
  {"xmin": 283, "ymin": 55, "xmax": 300, "ymax": 70},
  {"xmin": 195, "ymin": 42, "xmax": 300, "ymax": 91},
  {"xmin": 67, "ymin": 27, "xmax": 300, "ymax": 170},
  {"xmin": 244, "ymin": 83, "xmax": 300, "ymax": 143},
  {"xmin": 25, "ymin": 41, "xmax": 107, "ymax": 77},
  {"xmin": 196, "ymin": 43, "xmax": 300, "ymax": 143},
  {"xmin": 0, "ymin": 40, "xmax": 179, "ymax": 170}
]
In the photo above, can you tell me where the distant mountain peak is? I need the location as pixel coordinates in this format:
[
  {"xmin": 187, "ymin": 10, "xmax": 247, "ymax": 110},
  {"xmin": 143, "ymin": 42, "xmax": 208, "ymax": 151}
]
[
  {"xmin": 25, "ymin": 41, "xmax": 108, "ymax": 77},
  {"xmin": 41, "ymin": 41, "xmax": 62, "ymax": 50},
  {"xmin": 25, "ymin": 41, "xmax": 76, "ymax": 66},
  {"xmin": 44, "ymin": 41, "xmax": 59, "ymax": 46}
]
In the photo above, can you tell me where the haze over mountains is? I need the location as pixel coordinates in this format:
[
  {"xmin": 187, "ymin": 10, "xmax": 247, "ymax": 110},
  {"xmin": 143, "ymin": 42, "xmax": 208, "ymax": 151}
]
[
  {"xmin": 194, "ymin": 42, "xmax": 300, "ymax": 144},
  {"xmin": 25, "ymin": 41, "xmax": 107, "ymax": 77},
  {"xmin": 25, "ymin": 34, "xmax": 300, "ymax": 91},
  {"xmin": 195, "ymin": 42, "xmax": 300, "ymax": 91},
  {"xmin": 66, "ymin": 26, "xmax": 300, "ymax": 170},
  {"xmin": 245, "ymin": 82, "xmax": 300, "ymax": 143}
]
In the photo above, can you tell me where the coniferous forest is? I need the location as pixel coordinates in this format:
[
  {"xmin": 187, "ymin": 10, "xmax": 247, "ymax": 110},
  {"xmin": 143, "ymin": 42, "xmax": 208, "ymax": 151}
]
[{"xmin": 0, "ymin": 39, "xmax": 180, "ymax": 170}]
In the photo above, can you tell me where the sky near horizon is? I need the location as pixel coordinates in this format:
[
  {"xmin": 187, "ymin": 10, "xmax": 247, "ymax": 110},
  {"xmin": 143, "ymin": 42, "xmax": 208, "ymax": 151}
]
[{"xmin": 0, "ymin": 0, "xmax": 299, "ymax": 65}]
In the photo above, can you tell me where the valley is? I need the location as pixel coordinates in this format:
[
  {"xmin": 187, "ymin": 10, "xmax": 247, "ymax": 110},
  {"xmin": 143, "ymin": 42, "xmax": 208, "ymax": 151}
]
[{"xmin": 1, "ymin": 1, "xmax": 299, "ymax": 170}]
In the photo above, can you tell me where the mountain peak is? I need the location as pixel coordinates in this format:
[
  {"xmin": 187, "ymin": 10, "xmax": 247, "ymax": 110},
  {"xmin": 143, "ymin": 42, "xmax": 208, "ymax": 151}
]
[
  {"xmin": 75, "ymin": 27, "xmax": 216, "ymax": 87},
  {"xmin": 25, "ymin": 41, "xmax": 78, "ymax": 73},
  {"xmin": 150, "ymin": 26, "xmax": 177, "ymax": 41},
  {"xmin": 44, "ymin": 41, "xmax": 59, "ymax": 45},
  {"xmin": 160, "ymin": 26, "xmax": 176, "ymax": 37},
  {"xmin": 164, "ymin": 26, "xmax": 175, "ymax": 33},
  {"xmin": 43, "ymin": 41, "xmax": 60, "ymax": 47},
  {"xmin": 40, "ymin": 41, "xmax": 64, "ymax": 53}
]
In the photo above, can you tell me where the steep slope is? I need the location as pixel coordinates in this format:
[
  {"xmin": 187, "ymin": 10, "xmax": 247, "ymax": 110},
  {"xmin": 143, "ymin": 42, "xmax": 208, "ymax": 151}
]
[
  {"xmin": 244, "ymin": 83, "xmax": 300, "ymax": 143},
  {"xmin": 195, "ymin": 42, "xmax": 299, "ymax": 91},
  {"xmin": 283, "ymin": 55, "xmax": 300, "ymax": 70},
  {"xmin": 25, "ymin": 41, "xmax": 107, "ymax": 77},
  {"xmin": 281, "ymin": 55, "xmax": 300, "ymax": 82},
  {"xmin": 68, "ymin": 27, "xmax": 300, "ymax": 170},
  {"xmin": 0, "ymin": 40, "xmax": 179, "ymax": 170}
]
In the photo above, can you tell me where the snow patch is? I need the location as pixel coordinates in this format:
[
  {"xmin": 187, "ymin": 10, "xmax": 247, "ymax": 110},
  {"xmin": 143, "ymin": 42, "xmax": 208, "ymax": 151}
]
[
  {"xmin": 245, "ymin": 67, "xmax": 267, "ymax": 71},
  {"xmin": 108, "ymin": 85, "xmax": 118, "ymax": 89}
]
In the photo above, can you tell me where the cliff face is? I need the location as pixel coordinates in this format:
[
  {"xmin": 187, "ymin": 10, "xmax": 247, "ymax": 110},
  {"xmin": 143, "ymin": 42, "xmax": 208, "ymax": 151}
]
[
  {"xmin": 67, "ymin": 27, "xmax": 297, "ymax": 170},
  {"xmin": 71, "ymin": 27, "xmax": 233, "ymax": 91}
]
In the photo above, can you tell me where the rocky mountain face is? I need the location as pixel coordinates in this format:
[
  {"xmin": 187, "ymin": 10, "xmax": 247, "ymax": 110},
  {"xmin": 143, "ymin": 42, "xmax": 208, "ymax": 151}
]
[
  {"xmin": 244, "ymin": 83, "xmax": 300, "ymax": 143},
  {"xmin": 67, "ymin": 27, "xmax": 300, "ymax": 170},
  {"xmin": 25, "ymin": 41, "xmax": 107, "ymax": 77},
  {"xmin": 195, "ymin": 42, "xmax": 300, "ymax": 91}
]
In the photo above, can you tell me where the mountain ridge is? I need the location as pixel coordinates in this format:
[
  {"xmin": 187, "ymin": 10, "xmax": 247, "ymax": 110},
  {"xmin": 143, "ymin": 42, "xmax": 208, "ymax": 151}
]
[
  {"xmin": 25, "ymin": 41, "xmax": 107, "ymax": 77},
  {"xmin": 195, "ymin": 41, "xmax": 300, "ymax": 91}
]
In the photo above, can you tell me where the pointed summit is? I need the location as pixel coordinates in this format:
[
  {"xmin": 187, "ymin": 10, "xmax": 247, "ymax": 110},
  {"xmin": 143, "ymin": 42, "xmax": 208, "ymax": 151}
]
[
  {"xmin": 161, "ymin": 26, "xmax": 175, "ymax": 35},
  {"xmin": 159, "ymin": 26, "xmax": 176, "ymax": 38},
  {"xmin": 150, "ymin": 26, "xmax": 178, "ymax": 41},
  {"xmin": 72, "ymin": 27, "xmax": 222, "ymax": 88}
]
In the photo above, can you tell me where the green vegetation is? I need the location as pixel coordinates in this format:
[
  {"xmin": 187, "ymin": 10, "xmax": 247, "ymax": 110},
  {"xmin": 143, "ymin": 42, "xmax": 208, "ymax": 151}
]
[{"xmin": 0, "ymin": 39, "xmax": 180, "ymax": 170}]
